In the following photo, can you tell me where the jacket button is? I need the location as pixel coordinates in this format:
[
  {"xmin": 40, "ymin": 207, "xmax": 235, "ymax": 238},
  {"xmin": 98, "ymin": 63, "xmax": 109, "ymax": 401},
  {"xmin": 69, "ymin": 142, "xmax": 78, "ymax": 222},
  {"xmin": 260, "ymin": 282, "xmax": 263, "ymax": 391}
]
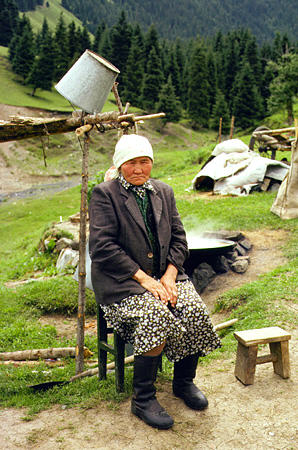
[
  {"xmin": 146, "ymin": 269, "xmax": 152, "ymax": 275},
  {"xmin": 147, "ymin": 252, "xmax": 153, "ymax": 259}
]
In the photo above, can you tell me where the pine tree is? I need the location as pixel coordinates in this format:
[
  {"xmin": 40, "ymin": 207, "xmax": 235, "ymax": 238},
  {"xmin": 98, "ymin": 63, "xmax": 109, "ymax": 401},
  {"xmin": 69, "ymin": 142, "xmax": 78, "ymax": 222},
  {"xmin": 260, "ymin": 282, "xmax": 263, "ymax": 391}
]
[
  {"xmin": 12, "ymin": 16, "xmax": 35, "ymax": 81},
  {"xmin": 174, "ymin": 39, "xmax": 185, "ymax": 99},
  {"xmin": 232, "ymin": 61, "xmax": 263, "ymax": 129},
  {"xmin": 157, "ymin": 74, "xmax": 182, "ymax": 123},
  {"xmin": 141, "ymin": 47, "xmax": 164, "ymax": 112},
  {"xmin": 224, "ymin": 36, "xmax": 239, "ymax": 108},
  {"xmin": 243, "ymin": 36, "xmax": 262, "ymax": 86},
  {"xmin": 93, "ymin": 22, "xmax": 106, "ymax": 53},
  {"xmin": 99, "ymin": 29, "xmax": 112, "ymax": 61},
  {"xmin": 8, "ymin": 14, "xmax": 29, "ymax": 62},
  {"xmin": 187, "ymin": 40, "xmax": 210, "ymax": 128},
  {"xmin": 76, "ymin": 26, "xmax": 91, "ymax": 56},
  {"xmin": 67, "ymin": 21, "xmax": 77, "ymax": 61},
  {"xmin": 109, "ymin": 11, "xmax": 132, "ymax": 93},
  {"xmin": 210, "ymin": 90, "xmax": 230, "ymax": 134},
  {"xmin": 144, "ymin": 24, "xmax": 161, "ymax": 61},
  {"xmin": 122, "ymin": 26, "xmax": 145, "ymax": 106},
  {"xmin": 166, "ymin": 49, "xmax": 182, "ymax": 101},
  {"xmin": 206, "ymin": 51, "xmax": 217, "ymax": 116},
  {"xmin": 0, "ymin": 0, "xmax": 19, "ymax": 46},
  {"xmin": 54, "ymin": 13, "xmax": 69, "ymax": 81},
  {"xmin": 26, "ymin": 25, "xmax": 55, "ymax": 96}
]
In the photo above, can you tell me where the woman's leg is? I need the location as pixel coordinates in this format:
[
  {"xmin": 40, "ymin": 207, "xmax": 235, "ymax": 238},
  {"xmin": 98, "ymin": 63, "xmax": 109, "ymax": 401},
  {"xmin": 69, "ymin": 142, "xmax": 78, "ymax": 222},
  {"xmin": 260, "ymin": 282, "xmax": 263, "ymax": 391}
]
[{"xmin": 143, "ymin": 341, "xmax": 165, "ymax": 356}]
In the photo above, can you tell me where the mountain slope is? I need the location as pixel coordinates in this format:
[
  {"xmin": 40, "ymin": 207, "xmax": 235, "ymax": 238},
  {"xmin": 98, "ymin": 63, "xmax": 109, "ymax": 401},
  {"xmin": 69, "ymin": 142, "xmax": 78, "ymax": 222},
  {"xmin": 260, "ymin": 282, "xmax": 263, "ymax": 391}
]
[{"xmin": 60, "ymin": 0, "xmax": 298, "ymax": 42}]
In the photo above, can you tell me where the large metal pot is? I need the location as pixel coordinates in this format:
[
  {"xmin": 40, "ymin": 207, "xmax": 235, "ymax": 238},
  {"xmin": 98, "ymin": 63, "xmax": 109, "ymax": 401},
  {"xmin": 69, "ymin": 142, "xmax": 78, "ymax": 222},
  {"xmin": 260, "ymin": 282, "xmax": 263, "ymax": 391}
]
[{"xmin": 184, "ymin": 236, "xmax": 235, "ymax": 274}]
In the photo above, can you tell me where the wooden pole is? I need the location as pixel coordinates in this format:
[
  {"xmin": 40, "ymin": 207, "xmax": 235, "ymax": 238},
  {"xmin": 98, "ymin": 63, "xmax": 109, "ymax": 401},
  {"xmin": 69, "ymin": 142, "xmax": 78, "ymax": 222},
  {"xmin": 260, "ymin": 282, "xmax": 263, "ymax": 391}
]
[
  {"xmin": 75, "ymin": 133, "xmax": 89, "ymax": 375},
  {"xmin": 229, "ymin": 116, "xmax": 235, "ymax": 139},
  {"xmin": 218, "ymin": 117, "xmax": 222, "ymax": 143}
]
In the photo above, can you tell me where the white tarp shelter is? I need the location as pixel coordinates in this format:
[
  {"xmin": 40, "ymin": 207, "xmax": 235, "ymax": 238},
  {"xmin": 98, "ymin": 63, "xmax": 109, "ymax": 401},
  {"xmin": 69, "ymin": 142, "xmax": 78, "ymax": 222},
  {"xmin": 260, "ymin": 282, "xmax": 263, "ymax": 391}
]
[{"xmin": 192, "ymin": 139, "xmax": 289, "ymax": 196}]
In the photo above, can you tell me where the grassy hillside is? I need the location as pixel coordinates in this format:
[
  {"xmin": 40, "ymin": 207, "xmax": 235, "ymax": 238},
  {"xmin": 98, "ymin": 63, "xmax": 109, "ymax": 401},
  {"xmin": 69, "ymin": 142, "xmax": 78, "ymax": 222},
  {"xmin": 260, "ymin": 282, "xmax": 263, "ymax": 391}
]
[{"xmin": 24, "ymin": 0, "xmax": 83, "ymax": 32}]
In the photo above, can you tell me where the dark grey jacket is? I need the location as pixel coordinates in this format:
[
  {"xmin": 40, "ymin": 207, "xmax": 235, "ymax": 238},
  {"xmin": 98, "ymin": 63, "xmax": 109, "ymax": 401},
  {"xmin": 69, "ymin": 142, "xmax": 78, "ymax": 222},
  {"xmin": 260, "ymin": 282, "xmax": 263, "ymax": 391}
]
[{"xmin": 89, "ymin": 178, "xmax": 189, "ymax": 305}]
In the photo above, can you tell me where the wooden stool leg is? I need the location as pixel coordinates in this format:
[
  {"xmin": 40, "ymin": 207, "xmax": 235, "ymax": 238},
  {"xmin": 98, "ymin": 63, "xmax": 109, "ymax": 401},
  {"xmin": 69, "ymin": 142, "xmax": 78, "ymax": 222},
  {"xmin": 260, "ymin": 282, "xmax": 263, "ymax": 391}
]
[
  {"xmin": 235, "ymin": 343, "xmax": 258, "ymax": 385},
  {"xmin": 114, "ymin": 332, "xmax": 125, "ymax": 392},
  {"xmin": 269, "ymin": 341, "xmax": 290, "ymax": 379},
  {"xmin": 97, "ymin": 305, "xmax": 107, "ymax": 381}
]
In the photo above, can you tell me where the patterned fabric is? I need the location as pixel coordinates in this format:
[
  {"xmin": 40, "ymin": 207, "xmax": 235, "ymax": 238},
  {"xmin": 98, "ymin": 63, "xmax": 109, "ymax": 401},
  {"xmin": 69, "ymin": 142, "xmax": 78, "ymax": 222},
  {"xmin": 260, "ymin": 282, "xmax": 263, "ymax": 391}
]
[
  {"xmin": 101, "ymin": 280, "xmax": 221, "ymax": 362},
  {"xmin": 118, "ymin": 173, "xmax": 155, "ymax": 199}
]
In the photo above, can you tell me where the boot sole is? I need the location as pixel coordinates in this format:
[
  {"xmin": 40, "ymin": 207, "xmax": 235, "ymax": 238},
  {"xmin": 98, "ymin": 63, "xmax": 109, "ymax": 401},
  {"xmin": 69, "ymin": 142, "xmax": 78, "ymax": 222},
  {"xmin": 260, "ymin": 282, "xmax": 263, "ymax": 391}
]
[
  {"xmin": 173, "ymin": 392, "xmax": 208, "ymax": 411},
  {"xmin": 131, "ymin": 405, "xmax": 174, "ymax": 430}
]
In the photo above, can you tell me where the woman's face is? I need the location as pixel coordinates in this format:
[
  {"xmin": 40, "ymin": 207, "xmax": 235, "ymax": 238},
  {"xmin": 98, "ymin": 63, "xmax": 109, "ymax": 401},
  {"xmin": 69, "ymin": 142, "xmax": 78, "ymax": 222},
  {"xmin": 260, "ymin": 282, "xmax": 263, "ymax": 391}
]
[{"xmin": 120, "ymin": 156, "xmax": 153, "ymax": 185}]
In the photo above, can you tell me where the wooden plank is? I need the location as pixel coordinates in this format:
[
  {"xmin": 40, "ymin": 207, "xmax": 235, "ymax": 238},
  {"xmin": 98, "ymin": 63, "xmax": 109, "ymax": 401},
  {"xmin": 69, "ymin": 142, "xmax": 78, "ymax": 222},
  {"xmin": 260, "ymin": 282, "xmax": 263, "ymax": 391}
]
[
  {"xmin": 234, "ymin": 327, "xmax": 291, "ymax": 347},
  {"xmin": 256, "ymin": 354, "xmax": 277, "ymax": 365},
  {"xmin": 234, "ymin": 343, "xmax": 258, "ymax": 385},
  {"xmin": 269, "ymin": 341, "xmax": 290, "ymax": 378}
]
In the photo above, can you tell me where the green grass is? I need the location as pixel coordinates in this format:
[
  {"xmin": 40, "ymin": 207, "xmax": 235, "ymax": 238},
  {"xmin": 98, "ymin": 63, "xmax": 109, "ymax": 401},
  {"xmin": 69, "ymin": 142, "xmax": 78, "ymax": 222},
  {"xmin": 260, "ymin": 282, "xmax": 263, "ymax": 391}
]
[{"xmin": 24, "ymin": 0, "xmax": 83, "ymax": 33}]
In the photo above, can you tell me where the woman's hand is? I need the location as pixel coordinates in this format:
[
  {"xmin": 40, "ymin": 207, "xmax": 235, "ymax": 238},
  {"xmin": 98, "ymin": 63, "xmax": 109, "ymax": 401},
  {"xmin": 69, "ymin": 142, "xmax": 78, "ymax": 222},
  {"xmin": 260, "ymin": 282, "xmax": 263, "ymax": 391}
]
[
  {"xmin": 160, "ymin": 264, "xmax": 178, "ymax": 307},
  {"xmin": 133, "ymin": 269, "xmax": 169, "ymax": 304}
]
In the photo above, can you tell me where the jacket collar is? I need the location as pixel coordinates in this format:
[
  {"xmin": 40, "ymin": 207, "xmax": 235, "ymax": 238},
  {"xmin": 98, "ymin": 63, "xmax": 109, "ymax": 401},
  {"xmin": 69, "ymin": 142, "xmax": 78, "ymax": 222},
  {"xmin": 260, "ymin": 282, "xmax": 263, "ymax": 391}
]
[{"xmin": 119, "ymin": 179, "xmax": 163, "ymax": 234}]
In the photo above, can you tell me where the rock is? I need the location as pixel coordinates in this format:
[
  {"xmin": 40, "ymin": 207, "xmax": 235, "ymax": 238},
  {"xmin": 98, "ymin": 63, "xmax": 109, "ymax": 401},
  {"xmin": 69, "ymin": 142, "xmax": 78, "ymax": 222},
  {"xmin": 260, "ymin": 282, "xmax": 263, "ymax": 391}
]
[
  {"xmin": 230, "ymin": 258, "xmax": 249, "ymax": 273},
  {"xmin": 238, "ymin": 238, "xmax": 252, "ymax": 251},
  {"xmin": 56, "ymin": 238, "xmax": 74, "ymax": 252},
  {"xmin": 211, "ymin": 255, "xmax": 230, "ymax": 273},
  {"xmin": 191, "ymin": 262, "xmax": 216, "ymax": 293},
  {"xmin": 226, "ymin": 250, "xmax": 238, "ymax": 262},
  {"xmin": 70, "ymin": 240, "xmax": 79, "ymax": 251},
  {"xmin": 235, "ymin": 243, "xmax": 247, "ymax": 256},
  {"xmin": 56, "ymin": 248, "xmax": 79, "ymax": 271}
]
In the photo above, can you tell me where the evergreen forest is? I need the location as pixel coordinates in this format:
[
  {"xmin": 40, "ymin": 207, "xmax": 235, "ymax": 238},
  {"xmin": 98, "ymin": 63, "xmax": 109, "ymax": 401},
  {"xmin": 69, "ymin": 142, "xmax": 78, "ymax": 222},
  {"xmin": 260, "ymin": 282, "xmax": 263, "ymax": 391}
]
[
  {"xmin": 1, "ymin": 0, "xmax": 298, "ymax": 130},
  {"xmin": 60, "ymin": 0, "xmax": 298, "ymax": 43}
]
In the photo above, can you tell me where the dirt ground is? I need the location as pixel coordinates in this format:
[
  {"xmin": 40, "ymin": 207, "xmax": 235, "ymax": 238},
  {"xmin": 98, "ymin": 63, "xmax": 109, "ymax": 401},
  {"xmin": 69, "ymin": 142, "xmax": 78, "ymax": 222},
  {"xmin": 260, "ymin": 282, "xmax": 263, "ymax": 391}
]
[{"xmin": 1, "ymin": 104, "xmax": 297, "ymax": 449}]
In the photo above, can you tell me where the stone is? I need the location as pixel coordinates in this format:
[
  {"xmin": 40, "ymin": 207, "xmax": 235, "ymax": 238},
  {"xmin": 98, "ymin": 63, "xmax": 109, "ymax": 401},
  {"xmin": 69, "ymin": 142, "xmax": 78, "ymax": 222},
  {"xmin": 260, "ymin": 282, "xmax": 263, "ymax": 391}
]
[
  {"xmin": 211, "ymin": 255, "xmax": 230, "ymax": 274},
  {"xmin": 238, "ymin": 238, "xmax": 252, "ymax": 251},
  {"xmin": 70, "ymin": 240, "xmax": 79, "ymax": 251},
  {"xmin": 191, "ymin": 262, "xmax": 216, "ymax": 293},
  {"xmin": 56, "ymin": 238, "xmax": 74, "ymax": 252},
  {"xmin": 226, "ymin": 250, "xmax": 238, "ymax": 262},
  {"xmin": 56, "ymin": 248, "xmax": 79, "ymax": 271},
  {"xmin": 230, "ymin": 258, "xmax": 249, "ymax": 273},
  {"xmin": 235, "ymin": 243, "xmax": 247, "ymax": 256}
]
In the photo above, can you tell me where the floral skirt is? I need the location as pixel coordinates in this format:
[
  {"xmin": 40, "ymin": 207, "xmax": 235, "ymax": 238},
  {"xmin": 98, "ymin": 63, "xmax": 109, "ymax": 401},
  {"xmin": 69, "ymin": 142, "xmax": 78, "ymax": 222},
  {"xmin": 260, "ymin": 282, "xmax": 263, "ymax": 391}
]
[{"xmin": 101, "ymin": 280, "xmax": 221, "ymax": 362}]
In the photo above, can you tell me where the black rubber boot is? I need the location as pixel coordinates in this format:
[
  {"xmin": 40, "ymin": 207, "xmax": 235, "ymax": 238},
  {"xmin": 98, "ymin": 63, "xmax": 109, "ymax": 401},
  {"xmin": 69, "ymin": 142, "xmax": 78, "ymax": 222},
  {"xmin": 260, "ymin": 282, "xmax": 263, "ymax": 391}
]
[
  {"xmin": 173, "ymin": 353, "xmax": 208, "ymax": 410},
  {"xmin": 131, "ymin": 354, "xmax": 174, "ymax": 429}
]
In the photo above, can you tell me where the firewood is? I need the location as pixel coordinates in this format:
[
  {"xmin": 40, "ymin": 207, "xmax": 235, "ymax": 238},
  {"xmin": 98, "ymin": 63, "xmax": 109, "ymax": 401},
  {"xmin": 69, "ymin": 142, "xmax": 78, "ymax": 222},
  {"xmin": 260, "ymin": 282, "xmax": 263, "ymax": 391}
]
[{"xmin": 0, "ymin": 347, "xmax": 93, "ymax": 361}]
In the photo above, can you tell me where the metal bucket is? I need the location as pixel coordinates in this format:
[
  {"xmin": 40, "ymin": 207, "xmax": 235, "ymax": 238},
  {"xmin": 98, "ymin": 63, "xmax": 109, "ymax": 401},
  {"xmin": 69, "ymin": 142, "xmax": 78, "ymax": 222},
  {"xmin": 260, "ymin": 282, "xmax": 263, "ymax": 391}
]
[{"xmin": 55, "ymin": 50, "xmax": 120, "ymax": 113}]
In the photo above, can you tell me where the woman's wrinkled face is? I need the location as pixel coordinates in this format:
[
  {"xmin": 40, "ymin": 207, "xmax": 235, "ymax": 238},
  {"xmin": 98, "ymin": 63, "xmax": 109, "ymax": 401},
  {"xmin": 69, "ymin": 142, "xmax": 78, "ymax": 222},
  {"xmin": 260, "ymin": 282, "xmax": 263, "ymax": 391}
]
[{"xmin": 120, "ymin": 156, "xmax": 153, "ymax": 185}]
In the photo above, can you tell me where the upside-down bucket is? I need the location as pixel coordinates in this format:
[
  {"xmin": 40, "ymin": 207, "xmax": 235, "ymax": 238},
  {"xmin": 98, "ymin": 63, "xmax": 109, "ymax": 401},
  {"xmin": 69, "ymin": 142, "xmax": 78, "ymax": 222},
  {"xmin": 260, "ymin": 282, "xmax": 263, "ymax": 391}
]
[{"xmin": 55, "ymin": 49, "xmax": 120, "ymax": 113}]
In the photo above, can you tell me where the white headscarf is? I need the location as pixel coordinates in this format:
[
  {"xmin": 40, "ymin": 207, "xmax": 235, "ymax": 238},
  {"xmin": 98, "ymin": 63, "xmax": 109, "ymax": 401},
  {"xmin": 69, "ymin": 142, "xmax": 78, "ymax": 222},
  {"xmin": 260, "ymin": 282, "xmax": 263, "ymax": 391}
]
[{"xmin": 113, "ymin": 134, "xmax": 154, "ymax": 169}]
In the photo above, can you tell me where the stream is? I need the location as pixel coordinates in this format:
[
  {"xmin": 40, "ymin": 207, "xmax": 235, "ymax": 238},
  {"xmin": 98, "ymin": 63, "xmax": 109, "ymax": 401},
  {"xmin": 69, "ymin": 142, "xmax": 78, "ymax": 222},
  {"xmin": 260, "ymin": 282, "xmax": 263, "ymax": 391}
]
[{"xmin": 0, "ymin": 178, "xmax": 80, "ymax": 203}]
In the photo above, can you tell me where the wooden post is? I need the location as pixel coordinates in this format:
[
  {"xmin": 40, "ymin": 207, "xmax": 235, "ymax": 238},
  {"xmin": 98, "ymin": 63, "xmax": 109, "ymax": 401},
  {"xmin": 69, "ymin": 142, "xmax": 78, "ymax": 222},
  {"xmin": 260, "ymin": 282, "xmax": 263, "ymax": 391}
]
[
  {"xmin": 75, "ymin": 133, "xmax": 89, "ymax": 374},
  {"xmin": 218, "ymin": 117, "xmax": 222, "ymax": 143},
  {"xmin": 229, "ymin": 116, "xmax": 235, "ymax": 139}
]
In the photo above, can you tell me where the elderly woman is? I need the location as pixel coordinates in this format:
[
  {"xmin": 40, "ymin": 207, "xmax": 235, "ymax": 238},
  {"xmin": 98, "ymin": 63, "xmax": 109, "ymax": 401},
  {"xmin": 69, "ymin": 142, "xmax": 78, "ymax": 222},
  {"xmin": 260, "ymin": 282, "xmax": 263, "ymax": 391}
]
[{"xmin": 89, "ymin": 134, "xmax": 220, "ymax": 430}]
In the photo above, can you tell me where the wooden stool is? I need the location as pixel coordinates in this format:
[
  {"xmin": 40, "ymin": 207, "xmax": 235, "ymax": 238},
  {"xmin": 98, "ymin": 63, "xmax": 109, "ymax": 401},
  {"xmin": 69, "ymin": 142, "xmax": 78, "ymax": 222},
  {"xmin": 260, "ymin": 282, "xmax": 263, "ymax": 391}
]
[
  {"xmin": 97, "ymin": 304, "xmax": 163, "ymax": 393},
  {"xmin": 97, "ymin": 304, "xmax": 126, "ymax": 392},
  {"xmin": 234, "ymin": 327, "xmax": 291, "ymax": 385}
]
